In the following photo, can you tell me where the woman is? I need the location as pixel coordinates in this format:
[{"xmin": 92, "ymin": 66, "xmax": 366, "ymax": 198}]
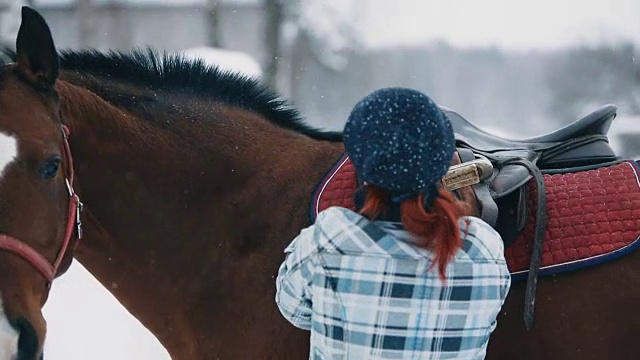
[{"xmin": 275, "ymin": 87, "xmax": 511, "ymax": 359}]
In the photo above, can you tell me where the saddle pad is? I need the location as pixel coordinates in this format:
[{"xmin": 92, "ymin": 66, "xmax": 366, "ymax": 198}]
[{"xmin": 311, "ymin": 155, "xmax": 640, "ymax": 279}]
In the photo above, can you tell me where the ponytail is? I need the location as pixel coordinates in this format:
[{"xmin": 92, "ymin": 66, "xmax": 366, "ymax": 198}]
[
  {"xmin": 359, "ymin": 185, "xmax": 390, "ymax": 220},
  {"xmin": 359, "ymin": 185, "xmax": 467, "ymax": 282}
]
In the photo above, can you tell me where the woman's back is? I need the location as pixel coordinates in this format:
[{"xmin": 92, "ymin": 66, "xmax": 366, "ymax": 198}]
[
  {"xmin": 276, "ymin": 87, "xmax": 511, "ymax": 359},
  {"xmin": 276, "ymin": 207, "xmax": 511, "ymax": 359}
]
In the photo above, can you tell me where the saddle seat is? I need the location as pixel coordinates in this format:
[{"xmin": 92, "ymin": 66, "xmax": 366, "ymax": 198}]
[
  {"xmin": 445, "ymin": 104, "xmax": 618, "ymax": 170},
  {"xmin": 446, "ymin": 105, "xmax": 620, "ymax": 245}
]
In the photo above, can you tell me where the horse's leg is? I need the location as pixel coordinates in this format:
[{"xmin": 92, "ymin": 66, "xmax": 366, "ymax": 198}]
[{"xmin": 487, "ymin": 247, "xmax": 640, "ymax": 360}]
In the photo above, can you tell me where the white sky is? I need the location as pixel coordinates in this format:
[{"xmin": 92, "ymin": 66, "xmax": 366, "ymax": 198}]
[
  {"xmin": 34, "ymin": 0, "xmax": 640, "ymax": 50},
  {"xmin": 14, "ymin": 1, "xmax": 640, "ymax": 359},
  {"xmin": 353, "ymin": 0, "xmax": 640, "ymax": 50}
]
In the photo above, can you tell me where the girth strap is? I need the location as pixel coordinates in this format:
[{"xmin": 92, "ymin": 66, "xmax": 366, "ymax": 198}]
[
  {"xmin": 506, "ymin": 158, "xmax": 547, "ymax": 331},
  {"xmin": 457, "ymin": 148, "xmax": 548, "ymax": 331}
]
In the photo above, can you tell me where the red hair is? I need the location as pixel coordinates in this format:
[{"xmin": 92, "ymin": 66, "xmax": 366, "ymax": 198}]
[{"xmin": 360, "ymin": 185, "xmax": 467, "ymax": 282}]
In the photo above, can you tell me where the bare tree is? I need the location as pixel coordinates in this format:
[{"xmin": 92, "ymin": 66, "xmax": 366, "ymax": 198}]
[
  {"xmin": 264, "ymin": 0, "xmax": 283, "ymax": 89},
  {"xmin": 76, "ymin": 0, "xmax": 97, "ymax": 47},
  {"xmin": 280, "ymin": 0, "xmax": 364, "ymax": 71},
  {"xmin": 206, "ymin": 0, "xmax": 222, "ymax": 48}
]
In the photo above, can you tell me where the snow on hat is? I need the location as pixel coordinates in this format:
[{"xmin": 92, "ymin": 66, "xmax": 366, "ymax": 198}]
[{"xmin": 343, "ymin": 87, "xmax": 456, "ymax": 204}]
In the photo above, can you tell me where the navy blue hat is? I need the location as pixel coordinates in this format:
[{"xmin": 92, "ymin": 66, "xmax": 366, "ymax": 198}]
[{"xmin": 343, "ymin": 87, "xmax": 456, "ymax": 204}]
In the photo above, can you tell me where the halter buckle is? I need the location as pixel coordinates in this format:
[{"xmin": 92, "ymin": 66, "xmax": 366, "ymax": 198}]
[
  {"xmin": 65, "ymin": 178, "xmax": 74, "ymax": 197},
  {"xmin": 75, "ymin": 197, "xmax": 83, "ymax": 239}
]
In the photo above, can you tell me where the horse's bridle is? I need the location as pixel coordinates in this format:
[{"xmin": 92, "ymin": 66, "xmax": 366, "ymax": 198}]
[{"xmin": 0, "ymin": 125, "xmax": 82, "ymax": 287}]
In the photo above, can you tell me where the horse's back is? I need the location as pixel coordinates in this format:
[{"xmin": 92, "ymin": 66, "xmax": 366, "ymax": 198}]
[{"xmin": 488, "ymin": 247, "xmax": 640, "ymax": 360}]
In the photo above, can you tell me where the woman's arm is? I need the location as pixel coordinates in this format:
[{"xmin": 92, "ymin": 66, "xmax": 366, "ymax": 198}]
[{"xmin": 275, "ymin": 225, "xmax": 317, "ymax": 330}]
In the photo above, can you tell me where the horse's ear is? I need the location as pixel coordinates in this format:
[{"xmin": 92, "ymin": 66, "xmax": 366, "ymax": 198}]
[{"xmin": 15, "ymin": 7, "xmax": 59, "ymax": 87}]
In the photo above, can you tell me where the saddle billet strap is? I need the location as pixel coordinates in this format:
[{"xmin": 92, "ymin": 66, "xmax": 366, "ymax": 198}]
[
  {"xmin": 458, "ymin": 148, "xmax": 499, "ymax": 226},
  {"xmin": 459, "ymin": 147, "xmax": 548, "ymax": 331},
  {"xmin": 504, "ymin": 158, "xmax": 547, "ymax": 331}
]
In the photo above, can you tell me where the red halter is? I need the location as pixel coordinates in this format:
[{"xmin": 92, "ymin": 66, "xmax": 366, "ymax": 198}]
[{"xmin": 0, "ymin": 125, "xmax": 82, "ymax": 286}]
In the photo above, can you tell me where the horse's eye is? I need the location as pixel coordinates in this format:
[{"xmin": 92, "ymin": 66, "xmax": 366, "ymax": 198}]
[{"xmin": 39, "ymin": 157, "xmax": 61, "ymax": 180}]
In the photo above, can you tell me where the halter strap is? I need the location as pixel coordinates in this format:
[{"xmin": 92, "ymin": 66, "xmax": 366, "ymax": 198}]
[{"xmin": 0, "ymin": 125, "xmax": 82, "ymax": 285}]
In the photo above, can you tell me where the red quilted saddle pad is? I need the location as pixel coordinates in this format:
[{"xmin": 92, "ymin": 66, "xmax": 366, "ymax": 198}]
[{"xmin": 311, "ymin": 156, "xmax": 640, "ymax": 278}]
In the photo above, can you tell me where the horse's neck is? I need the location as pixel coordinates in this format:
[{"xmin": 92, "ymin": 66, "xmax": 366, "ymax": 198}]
[{"xmin": 56, "ymin": 79, "xmax": 343, "ymax": 354}]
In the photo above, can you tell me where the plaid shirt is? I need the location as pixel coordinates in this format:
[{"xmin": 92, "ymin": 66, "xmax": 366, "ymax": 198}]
[{"xmin": 276, "ymin": 207, "xmax": 511, "ymax": 359}]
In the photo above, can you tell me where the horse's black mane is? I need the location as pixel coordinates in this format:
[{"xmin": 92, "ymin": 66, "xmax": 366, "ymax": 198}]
[{"xmin": 2, "ymin": 47, "xmax": 342, "ymax": 141}]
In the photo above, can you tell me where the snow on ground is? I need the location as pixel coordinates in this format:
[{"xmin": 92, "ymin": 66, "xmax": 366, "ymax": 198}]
[
  {"xmin": 42, "ymin": 261, "xmax": 171, "ymax": 359},
  {"xmin": 179, "ymin": 46, "xmax": 263, "ymax": 80}
]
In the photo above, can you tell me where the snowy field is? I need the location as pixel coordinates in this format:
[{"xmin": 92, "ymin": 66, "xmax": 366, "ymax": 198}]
[
  {"xmin": 608, "ymin": 116, "xmax": 640, "ymax": 159},
  {"xmin": 43, "ymin": 261, "xmax": 171, "ymax": 359}
]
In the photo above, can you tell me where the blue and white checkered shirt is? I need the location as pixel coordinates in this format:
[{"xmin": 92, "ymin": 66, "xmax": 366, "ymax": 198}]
[{"xmin": 276, "ymin": 206, "xmax": 511, "ymax": 359}]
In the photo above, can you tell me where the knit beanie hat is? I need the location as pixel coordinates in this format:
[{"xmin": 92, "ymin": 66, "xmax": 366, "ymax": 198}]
[{"xmin": 343, "ymin": 87, "xmax": 456, "ymax": 205}]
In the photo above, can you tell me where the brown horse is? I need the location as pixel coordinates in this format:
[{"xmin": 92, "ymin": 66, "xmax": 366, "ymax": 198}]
[{"xmin": 0, "ymin": 7, "xmax": 639, "ymax": 360}]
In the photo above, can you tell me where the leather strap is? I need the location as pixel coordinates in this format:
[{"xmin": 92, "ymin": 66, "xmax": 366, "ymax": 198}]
[
  {"xmin": 503, "ymin": 158, "xmax": 547, "ymax": 331},
  {"xmin": 0, "ymin": 235, "xmax": 55, "ymax": 280},
  {"xmin": 459, "ymin": 147, "xmax": 548, "ymax": 331},
  {"xmin": 458, "ymin": 148, "xmax": 499, "ymax": 226}
]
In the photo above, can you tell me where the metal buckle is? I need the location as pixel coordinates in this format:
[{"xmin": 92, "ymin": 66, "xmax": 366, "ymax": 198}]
[
  {"xmin": 75, "ymin": 197, "xmax": 83, "ymax": 239},
  {"xmin": 442, "ymin": 157, "xmax": 493, "ymax": 191},
  {"xmin": 64, "ymin": 178, "xmax": 74, "ymax": 197},
  {"xmin": 60, "ymin": 125, "xmax": 68, "ymax": 139}
]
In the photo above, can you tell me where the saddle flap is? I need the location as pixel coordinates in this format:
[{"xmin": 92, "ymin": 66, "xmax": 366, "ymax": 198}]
[
  {"xmin": 489, "ymin": 164, "xmax": 533, "ymax": 198},
  {"xmin": 495, "ymin": 187, "xmax": 529, "ymax": 247}
]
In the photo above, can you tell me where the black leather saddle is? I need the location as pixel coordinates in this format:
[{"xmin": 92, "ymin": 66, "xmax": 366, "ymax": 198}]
[
  {"xmin": 443, "ymin": 104, "xmax": 620, "ymax": 331},
  {"xmin": 446, "ymin": 104, "xmax": 619, "ymax": 234},
  {"xmin": 445, "ymin": 104, "xmax": 618, "ymax": 168}
]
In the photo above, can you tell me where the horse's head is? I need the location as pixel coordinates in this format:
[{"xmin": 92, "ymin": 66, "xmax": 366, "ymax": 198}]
[{"xmin": 0, "ymin": 7, "xmax": 81, "ymax": 360}]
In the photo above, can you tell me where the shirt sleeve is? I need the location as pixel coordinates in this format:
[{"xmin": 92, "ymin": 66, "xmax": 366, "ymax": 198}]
[{"xmin": 275, "ymin": 224, "xmax": 317, "ymax": 331}]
